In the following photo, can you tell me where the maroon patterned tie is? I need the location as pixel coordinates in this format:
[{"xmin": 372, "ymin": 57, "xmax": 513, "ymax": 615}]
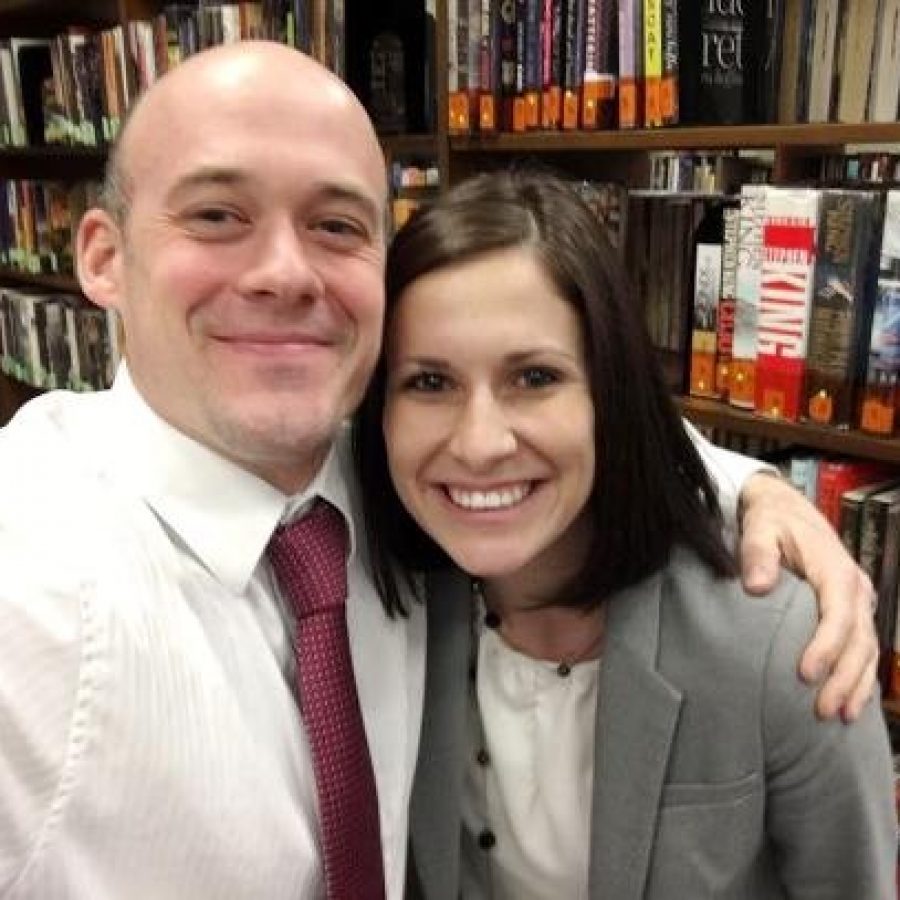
[{"xmin": 268, "ymin": 499, "xmax": 385, "ymax": 900}]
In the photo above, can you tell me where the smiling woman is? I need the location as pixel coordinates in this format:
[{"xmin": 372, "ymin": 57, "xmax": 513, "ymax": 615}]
[
  {"xmin": 382, "ymin": 245, "xmax": 596, "ymax": 597},
  {"xmin": 351, "ymin": 169, "xmax": 896, "ymax": 900}
]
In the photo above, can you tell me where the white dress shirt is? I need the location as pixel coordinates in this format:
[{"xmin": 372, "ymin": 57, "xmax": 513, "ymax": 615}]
[{"xmin": 0, "ymin": 367, "xmax": 425, "ymax": 900}]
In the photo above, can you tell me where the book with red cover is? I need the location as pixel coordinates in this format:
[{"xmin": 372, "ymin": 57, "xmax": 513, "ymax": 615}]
[
  {"xmin": 816, "ymin": 457, "xmax": 895, "ymax": 530},
  {"xmin": 754, "ymin": 187, "xmax": 820, "ymax": 421}
]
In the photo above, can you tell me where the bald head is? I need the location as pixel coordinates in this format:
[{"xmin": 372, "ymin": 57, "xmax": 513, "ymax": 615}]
[{"xmin": 103, "ymin": 41, "xmax": 383, "ymax": 225}]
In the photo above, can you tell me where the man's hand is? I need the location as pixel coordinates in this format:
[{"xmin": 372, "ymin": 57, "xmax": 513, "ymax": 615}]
[{"xmin": 737, "ymin": 472, "xmax": 878, "ymax": 722}]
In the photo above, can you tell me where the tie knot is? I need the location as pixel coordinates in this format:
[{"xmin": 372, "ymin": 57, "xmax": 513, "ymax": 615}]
[{"xmin": 268, "ymin": 499, "xmax": 349, "ymax": 618}]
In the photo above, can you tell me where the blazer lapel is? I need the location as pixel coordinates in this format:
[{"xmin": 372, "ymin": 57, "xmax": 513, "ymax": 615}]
[
  {"xmin": 409, "ymin": 568, "xmax": 472, "ymax": 900},
  {"xmin": 589, "ymin": 571, "xmax": 683, "ymax": 900}
]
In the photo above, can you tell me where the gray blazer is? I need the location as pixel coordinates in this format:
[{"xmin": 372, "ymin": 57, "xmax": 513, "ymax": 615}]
[{"xmin": 409, "ymin": 548, "xmax": 897, "ymax": 899}]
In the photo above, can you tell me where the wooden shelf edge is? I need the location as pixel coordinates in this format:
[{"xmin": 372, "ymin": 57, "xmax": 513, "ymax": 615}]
[
  {"xmin": 450, "ymin": 122, "xmax": 900, "ymax": 154},
  {"xmin": 0, "ymin": 145, "xmax": 106, "ymax": 160},
  {"xmin": 379, "ymin": 133, "xmax": 440, "ymax": 157},
  {"xmin": 0, "ymin": 268, "xmax": 80, "ymax": 292},
  {"xmin": 676, "ymin": 395, "xmax": 900, "ymax": 465}
]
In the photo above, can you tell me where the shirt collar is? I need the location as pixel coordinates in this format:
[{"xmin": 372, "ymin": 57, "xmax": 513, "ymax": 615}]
[{"xmin": 107, "ymin": 364, "xmax": 357, "ymax": 594}]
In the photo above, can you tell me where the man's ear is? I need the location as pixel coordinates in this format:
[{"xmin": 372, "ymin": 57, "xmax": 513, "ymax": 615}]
[{"xmin": 76, "ymin": 208, "xmax": 125, "ymax": 311}]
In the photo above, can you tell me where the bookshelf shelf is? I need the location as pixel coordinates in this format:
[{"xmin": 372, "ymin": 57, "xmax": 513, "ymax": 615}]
[
  {"xmin": 379, "ymin": 133, "xmax": 439, "ymax": 156},
  {"xmin": 0, "ymin": 267, "xmax": 79, "ymax": 292},
  {"xmin": 449, "ymin": 123, "xmax": 900, "ymax": 155},
  {"xmin": 677, "ymin": 396, "xmax": 900, "ymax": 465}
]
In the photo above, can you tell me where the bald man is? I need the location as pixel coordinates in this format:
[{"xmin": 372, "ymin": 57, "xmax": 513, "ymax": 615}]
[{"xmin": 0, "ymin": 41, "xmax": 879, "ymax": 900}]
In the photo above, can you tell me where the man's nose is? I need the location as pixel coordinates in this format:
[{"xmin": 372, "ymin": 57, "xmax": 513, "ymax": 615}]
[{"xmin": 241, "ymin": 219, "xmax": 323, "ymax": 302}]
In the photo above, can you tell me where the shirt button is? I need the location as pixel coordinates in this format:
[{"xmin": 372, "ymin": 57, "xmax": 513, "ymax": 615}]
[
  {"xmin": 476, "ymin": 748, "xmax": 490, "ymax": 766},
  {"xmin": 484, "ymin": 611, "xmax": 501, "ymax": 629},
  {"xmin": 478, "ymin": 829, "xmax": 496, "ymax": 851},
  {"xmin": 557, "ymin": 662, "xmax": 572, "ymax": 678}
]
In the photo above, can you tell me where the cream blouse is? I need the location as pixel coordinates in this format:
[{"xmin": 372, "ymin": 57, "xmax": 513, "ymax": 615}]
[{"xmin": 461, "ymin": 615, "xmax": 601, "ymax": 899}]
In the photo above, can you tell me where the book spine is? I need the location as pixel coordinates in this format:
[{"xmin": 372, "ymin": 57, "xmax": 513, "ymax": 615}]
[
  {"xmin": 802, "ymin": 191, "xmax": 877, "ymax": 428},
  {"xmin": 805, "ymin": 0, "xmax": 839, "ymax": 123},
  {"xmin": 660, "ymin": 0, "xmax": 678, "ymax": 124},
  {"xmin": 643, "ymin": 0, "xmax": 662, "ymax": 127},
  {"xmin": 580, "ymin": 0, "xmax": 601, "ymax": 128},
  {"xmin": 835, "ymin": 3, "xmax": 878, "ymax": 124},
  {"xmin": 697, "ymin": 1, "xmax": 747, "ymax": 124},
  {"xmin": 541, "ymin": 0, "xmax": 563, "ymax": 128},
  {"xmin": 449, "ymin": 0, "xmax": 471, "ymax": 132},
  {"xmin": 478, "ymin": 0, "xmax": 498, "ymax": 131},
  {"xmin": 689, "ymin": 241, "xmax": 723, "ymax": 398},
  {"xmin": 498, "ymin": 0, "xmax": 517, "ymax": 130},
  {"xmin": 617, "ymin": 0, "xmax": 641, "ymax": 128},
  {"xmin": 730, "ymin": 184, "xmax": 766, "ymax": 409},
  {"xmin": 868, "ymin": 0, "xmax": 900, "ymax": 122},
  {"xmin": 523, "ymin": 0, "xmax": 542, "ymax": 128},
  {"xmin": 562, "ymin": 0, "xmax": 585, "ymax": 129},
  {"xmin": 715, "ymin": 205, "xmax": 740, "ymax": 398},
  {"xmin": 755, "ymin": 187, "xmax": 820, "ymax": 421},
  {"xmin": 860, "ymin": 191, "xmax": 900, "ymax": 434}
]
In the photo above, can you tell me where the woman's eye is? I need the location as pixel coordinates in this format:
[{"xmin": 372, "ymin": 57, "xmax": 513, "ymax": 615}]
[
  {"xmin": 404, "ymin": 371, "xmax": 449, "ymax": 392},
  {"xmin": 517, "ymin": 367, "xmax": 559, "ymax": 388}
]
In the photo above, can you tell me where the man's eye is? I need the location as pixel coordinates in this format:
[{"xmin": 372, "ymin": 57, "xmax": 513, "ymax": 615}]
[
  {"xmin": 403, "ymin": 371, "xmax": 449, "ymax": 392},
  {"xmin": 316, "ymin": 218, "xmax": 366, "ymax": 238},
  {"xmin": 190, "ymin": 205, "xmax": 241, "ymax": 222},
  {"xmin": 517, "ymin": 367, "xmax": 560, "ymax": 388}
]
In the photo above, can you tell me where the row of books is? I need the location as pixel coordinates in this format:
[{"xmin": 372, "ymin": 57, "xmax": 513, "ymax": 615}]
[
  {"xmin": 819, "ymin": 153, "xmax": 900, "ymax": 188},
  {"xmin": 0, "ymin": 180, "xmax": 101, "ymax": 277},
  {"xmin": 447, "ymin": 1, "xmax": 900, "ymax": 135},
  {"xmin": 0, "ymin": 1, "xmax": 345, "ymax": 148},
  {"xmin": 689, "ymin": 187, "xmax": 900, "ymax": 438},
  {"xmin": 780, "ymin": 0, "xmax": 900, "ymax": 127},
  {"xmin": 643, "ymin": 152, "xmax": 769, "ymax": 196},
  {"xmin": 777, "ymin": 452, "xmax": 900, "ymax": 699},
  {"xmin": 0, "ymin": 287, "xmax": 120, "ymax": 392}
]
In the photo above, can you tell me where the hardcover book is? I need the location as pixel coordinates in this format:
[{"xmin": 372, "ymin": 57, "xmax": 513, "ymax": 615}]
[
  {"xmin": 860, "ymin": 191, "xmax": 900, "ymax": 435},
  {"xmin": 689, "ymin": 235, "xmax": 723, "ymax": 398},
  {"xmin": 715, "ymin": 204, "xmax": 740, "ymax": 398},
  {"xmin": 580, "ymin": 0, "xmax": 615, "ymax": 128},
  {"xmin": 541, "ymin": 0, "xmax": 564, "ymax": 128},
  {"xmin": 730, "ymin": 184, "xmax": 766, "ymax": 409},
  {"xmin": 617, "ymin": 0, "xmax": 642, "ymax": 128},
  {"xmin": 754, "ymin": 187, "xmax": 820, "ymax": 421},
  {"xmin": 802, "ymin": 190, "xmax": 878, "ymax": 428}
]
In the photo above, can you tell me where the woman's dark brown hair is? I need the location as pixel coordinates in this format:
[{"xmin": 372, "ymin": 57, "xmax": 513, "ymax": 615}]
[{"xmin": 353, "ymin": 168, "xmax": 735, "ymax": 615}]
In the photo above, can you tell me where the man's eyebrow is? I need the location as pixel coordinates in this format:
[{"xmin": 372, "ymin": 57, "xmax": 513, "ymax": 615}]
[
  {"xmin": 164, "ymin": 167, "xmax": 248, "ymax": 200},
  {"xmin": 164, "ymin": 168, "xmax": 382, "ymax": 223}
]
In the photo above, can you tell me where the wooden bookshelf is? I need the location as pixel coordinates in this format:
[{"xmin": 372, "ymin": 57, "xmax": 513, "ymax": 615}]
[
  {"xmin": 677, "ymin": 397, "xmax": 900, "ymax": 465},
  {"xmin": 0, "ymin": 267, "xmax": 80, "ymax": 292},
  {"xmin": 0, "ymin": 145, "xmax": 105, "ymax": 180},
  {"xmin": 448, "ymin": 122, "xmax": 900, "ymax": 154}
]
